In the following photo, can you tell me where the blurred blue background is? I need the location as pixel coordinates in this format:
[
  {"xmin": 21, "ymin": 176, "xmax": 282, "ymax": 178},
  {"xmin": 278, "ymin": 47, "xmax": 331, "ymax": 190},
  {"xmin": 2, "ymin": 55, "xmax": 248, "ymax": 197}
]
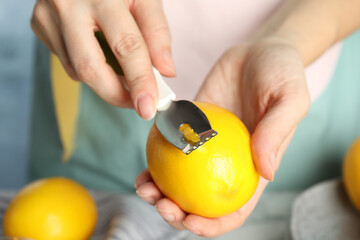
[{"xmin": 0, "ymin": 0, "xmax": 36, "ymax": 189}]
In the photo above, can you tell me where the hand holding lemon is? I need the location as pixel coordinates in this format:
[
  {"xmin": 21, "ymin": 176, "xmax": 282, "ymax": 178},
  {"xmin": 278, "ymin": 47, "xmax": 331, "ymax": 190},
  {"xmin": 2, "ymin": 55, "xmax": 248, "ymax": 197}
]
[
  {"xmin": 136, "ymin": 39, "xmax": 310, "ymax": 237},
  {"xmin": 137, "ymin": 102, "xmax": 268, "ymax": 237},
  {"xmin": 147, "ymin": 102, "xmax": 259, "ymax": 218}
]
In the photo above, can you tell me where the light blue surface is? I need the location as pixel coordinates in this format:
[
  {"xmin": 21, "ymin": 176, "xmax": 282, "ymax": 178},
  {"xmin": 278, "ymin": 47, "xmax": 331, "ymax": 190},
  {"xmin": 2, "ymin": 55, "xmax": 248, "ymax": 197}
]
[{"xmin": 0, "ymin": 0, "xmax": 36, "ymax": 189}]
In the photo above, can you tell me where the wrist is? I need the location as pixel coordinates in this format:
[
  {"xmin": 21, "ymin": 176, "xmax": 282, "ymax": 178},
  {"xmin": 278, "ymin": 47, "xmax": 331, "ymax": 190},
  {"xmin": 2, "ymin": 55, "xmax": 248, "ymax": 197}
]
[
  {"xmin": 249, "ymin": 0, "xmax": 341, "ymax": 67},
  {"xmin": 249, "ymin": 34, "xmax": 303, "ymax": 63},
  {"xmin": 270, "ymin": 28, "xmax": 328, "ymax": 66},
  {"xmin": 252, "ymin": 30, "xmax": 315, "ymax": 67}
]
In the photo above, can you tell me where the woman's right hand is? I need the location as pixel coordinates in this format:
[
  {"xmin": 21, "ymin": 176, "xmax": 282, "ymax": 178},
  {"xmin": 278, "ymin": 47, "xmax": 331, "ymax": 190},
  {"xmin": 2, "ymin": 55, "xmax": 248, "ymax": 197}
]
[{"xmin": 31, "ymin": 0, "xmax": 176, "ymax": 120}]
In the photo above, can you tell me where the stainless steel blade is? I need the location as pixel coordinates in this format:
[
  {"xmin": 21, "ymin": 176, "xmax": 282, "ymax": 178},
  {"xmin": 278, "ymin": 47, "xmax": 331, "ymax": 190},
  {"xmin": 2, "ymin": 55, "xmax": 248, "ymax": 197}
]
[{"xmin": 155, "ymin": 100, "xmax": 217, "ymax": 154}]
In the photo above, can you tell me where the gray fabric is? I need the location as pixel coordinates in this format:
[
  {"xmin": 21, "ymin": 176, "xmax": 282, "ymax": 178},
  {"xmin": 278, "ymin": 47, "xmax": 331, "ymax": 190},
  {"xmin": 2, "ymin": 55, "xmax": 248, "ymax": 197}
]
[
  {"xmin": 0, "ymin": 191, "xmax": 188, "ymax": 240},
  {"xmin": 186, "ymin": 191, "xmax": 300, "ymax": 240},
  {"xmin": 290, "ymin": 179, "xmax": 360, "ymax": 240}
]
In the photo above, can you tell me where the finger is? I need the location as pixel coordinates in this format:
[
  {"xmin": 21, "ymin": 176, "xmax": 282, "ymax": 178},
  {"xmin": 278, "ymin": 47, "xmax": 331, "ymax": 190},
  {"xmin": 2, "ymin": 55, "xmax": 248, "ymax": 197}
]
[
  {"xmin": 183, "ymin": 177, "xmax": 268, "ymax": 237},
  {"xmin": 155, "ymin": 198, "xmax": 187, "ymax": 230},
  {"xmin": 132, "ymin": 0, "xmax": 176, "ymax": 76},
  {"xmin": 61, "ymin": 11, "xmax": 132, "ymax": 108},
  {"xmin": 135, "ymin": 169, "xmax": 152, "ymax": 189},
  {"xmin": 31, "ymin": 2, "xmax": 77, "ymax": 79},
  {"xmin": 136, "ymin": 181, "xmax": 163, "ymax": 205},
  {"xmin": 95, "ymin": 0, "xmax": 158, "ymax": 120},
  {"xmin": 183, "ymin": 212, "xmax": 244, "ymax": 237},
  {"xmin": 251, "ymin": 91, "xmax": 310, "ymax": 181},
  {"xmin": 31, "ymin": 18, "xmax": 55, "ymax": 53}
]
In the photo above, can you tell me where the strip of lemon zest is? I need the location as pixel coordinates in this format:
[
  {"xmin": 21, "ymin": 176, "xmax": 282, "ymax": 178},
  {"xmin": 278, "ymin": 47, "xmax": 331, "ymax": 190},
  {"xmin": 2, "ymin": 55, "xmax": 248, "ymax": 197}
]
[{"xmin": 179, "ymin": 123, "xmax": 200, "ymax": 145}]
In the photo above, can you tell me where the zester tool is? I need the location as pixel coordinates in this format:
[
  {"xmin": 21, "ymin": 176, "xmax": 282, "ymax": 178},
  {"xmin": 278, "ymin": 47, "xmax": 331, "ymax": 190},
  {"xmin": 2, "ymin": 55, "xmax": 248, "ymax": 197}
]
[{"xmin": 153, "ymin": 68, "xmax": 217, "ymax": 154}]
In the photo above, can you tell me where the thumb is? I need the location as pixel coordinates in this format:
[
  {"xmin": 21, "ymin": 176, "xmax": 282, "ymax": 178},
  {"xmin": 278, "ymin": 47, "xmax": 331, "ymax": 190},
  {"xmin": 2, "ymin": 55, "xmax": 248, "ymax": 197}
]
[{"xmin": 251, "ymin": 92, "xmax": 310, "ymax": 181}]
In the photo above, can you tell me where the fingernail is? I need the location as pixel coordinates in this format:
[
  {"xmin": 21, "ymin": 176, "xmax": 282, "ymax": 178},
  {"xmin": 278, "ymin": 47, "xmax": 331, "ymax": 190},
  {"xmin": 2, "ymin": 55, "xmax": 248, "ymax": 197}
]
[
  {"xmin": 156, "ymin": 207, "xmax": 175, "ymax": 222},
  {"xmin": 183, "ymin": 221, "xmax": 201, "ymax": 235},
  {"xmin": 136, "ymin": 190, "xmax": 156, "ymax": 205},
  {"xmin": 136, "ymin": 94, "xmax": 156, "ymax": 120},
  {"xmin": 163, "ymin": 51, "xmax": 176, "ymax": 75},
  {"xmin": 135, "ymin": 189, "xmax": 144, "ymax": 197},
  {"xmin": 269, "ymin": 152, "xmax": 277, "ymax": 181}
]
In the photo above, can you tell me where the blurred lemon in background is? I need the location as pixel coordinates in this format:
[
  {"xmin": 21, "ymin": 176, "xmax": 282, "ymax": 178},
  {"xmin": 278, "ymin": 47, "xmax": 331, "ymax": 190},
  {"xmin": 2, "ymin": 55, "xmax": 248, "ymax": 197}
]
[
  {"xmin": 147, "ymin": 102, "xmax": 259, "ymax": 218},
  {"xmin": 343, "ymin": 137, "xmax": 360, "ymax": 211},
  {"xmin": 3, "ymin": 177, "xmax": 97, "ymax": 240}
]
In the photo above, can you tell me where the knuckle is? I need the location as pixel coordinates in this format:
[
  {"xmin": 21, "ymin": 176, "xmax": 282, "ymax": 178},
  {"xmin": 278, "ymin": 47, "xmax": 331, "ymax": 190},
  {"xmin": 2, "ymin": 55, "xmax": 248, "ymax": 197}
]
[
  {"xmin": 285, "ymin": 87, "xmax": 311, "ymax": 119},
  {"xmin": 106, "ymin": 89, "xmax": 129, "ymax": 107},
  {"xmin": 30, "ymin": 16, "xmax": 37, "ymax": 31},
  {"xmin": 219, "ymin": 47, "xmax": 241, "ymax": 67},
  {"xmin": 153, "ymin": 24, "xmax": 170, "ymax": 35},
  {"xmin": 48, "ymin": 0, "xmax": 61, "ymax": 10},
  {"xmin": 145, "ymin": 24, "xmax": 170, "ymax": 39},
  {"xmin": 210, "ymin": 220, "xmax": 223, "ymax": 238},
  {"xmin": 74, "ymin": 61, "xmax": 97, "ymax": 83},
  {"xmin": 63, "ymin": 59, "xmax": 73, "ymax": 72},
  {"xmin": 106, "ymin": 90, "xmax": 121, "ymax": 104},
  {"xmin": 63, "ymin": 60, "xmax": 78, "ymax": 80},
  {"xmin": 201, "ymin": 227, "xmax": 219, "ymax": 238},
  {"xmin": 31, "ymin": 3, "xmax": 46, "ymax": 28},
  {"xmin": 92, "ymin": 0, "xmax": 105, "ymax": 5},
  {"xmin": 127, "ymin": 74, "xmax": 149, "ymax": 87},
  {"xmin": 114, "ymin": 34, "xmax": 143, "ymax": 58},
  {"xmin": 125, "ymin": 0, "xmax": 134, "ymax": 8},
  {"xmin": 48, "ymin": 0, "xmax": 67, "ymax": 18}
]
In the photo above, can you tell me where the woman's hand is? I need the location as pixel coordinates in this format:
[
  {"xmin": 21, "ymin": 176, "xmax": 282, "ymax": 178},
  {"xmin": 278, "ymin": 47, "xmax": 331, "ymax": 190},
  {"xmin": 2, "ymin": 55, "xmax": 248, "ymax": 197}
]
[
  {"xmin": 197, "ymin": 38, "xmax": 310, "ymax": 180},
  {"xmin": 31, "ymin": 0, "xmax": 175, "ymax": 120},
  {"xmin": 136, "ymin": 38, "xmax": 310, "ymax": 237},
  {"xmin": 136, "ymin": 169, "xmax": 268, "ymax": 238}
]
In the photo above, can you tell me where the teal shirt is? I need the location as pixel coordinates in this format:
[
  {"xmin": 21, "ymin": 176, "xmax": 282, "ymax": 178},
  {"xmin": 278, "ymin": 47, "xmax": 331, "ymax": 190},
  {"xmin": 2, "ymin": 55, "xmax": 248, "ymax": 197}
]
[{"xmin": 29, "ymin": 31, "xmax": 360, "ymax": 192}]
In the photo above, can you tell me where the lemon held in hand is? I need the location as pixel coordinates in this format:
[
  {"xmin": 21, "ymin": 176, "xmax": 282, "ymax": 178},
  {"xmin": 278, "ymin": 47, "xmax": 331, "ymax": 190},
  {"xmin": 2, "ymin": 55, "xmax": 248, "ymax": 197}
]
[
  {"xmin": 147, "ymin": 102, "xmax": 260, "ymax": 218},
  {"xmin": 3, "ymin": 177, "xmax": 97, "ymax": 240},
  {"xmin": 343, "ymin": 137, "xmax": 360, "ymax": 212}
]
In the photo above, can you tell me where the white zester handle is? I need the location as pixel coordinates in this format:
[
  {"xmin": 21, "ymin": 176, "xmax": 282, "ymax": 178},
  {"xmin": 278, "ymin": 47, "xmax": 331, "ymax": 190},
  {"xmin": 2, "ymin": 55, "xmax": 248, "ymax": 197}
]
[
  {"xmin": 152, "ymin": 67, "xmax": 176, "ymax": 111},
  {"xmin": 120, "ymin": 67, "xmax": 176, "ymax": 111}
]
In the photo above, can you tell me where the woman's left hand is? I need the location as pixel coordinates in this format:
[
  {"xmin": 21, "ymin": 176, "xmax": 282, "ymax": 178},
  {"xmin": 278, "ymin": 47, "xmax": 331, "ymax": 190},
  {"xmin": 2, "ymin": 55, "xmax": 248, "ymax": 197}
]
[
  {"xmin": 136, "ymin": 37, "xmax": 310, "ymax": 237},
  {"xmin": 197, "ymin": 38, "xmax": 310, "ymax": 181},
  {"xmin": 136, "ymin": 169, "xmax": 268, "ymax": 237}
]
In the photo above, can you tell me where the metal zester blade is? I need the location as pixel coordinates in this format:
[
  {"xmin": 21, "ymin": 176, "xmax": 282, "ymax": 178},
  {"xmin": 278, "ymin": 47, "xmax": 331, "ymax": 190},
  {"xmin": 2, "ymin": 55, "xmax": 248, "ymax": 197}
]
[{"xmin": 155, "ymin": 100, "xmax": 217, "ymax": 154}]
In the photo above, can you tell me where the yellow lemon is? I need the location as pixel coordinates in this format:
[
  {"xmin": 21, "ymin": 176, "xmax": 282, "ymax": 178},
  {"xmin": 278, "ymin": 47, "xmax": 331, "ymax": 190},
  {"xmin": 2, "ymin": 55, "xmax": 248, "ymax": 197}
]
[
  {"xmin": 343, "ymin": 137, "xmax": 360, "ymax": 211},
  {"xmin": 3, "ymin": 177, "xmax": 97, "ymax": 240},
  {"xmin": 147, "ymin": 102, "xmax": 260, "ymax": 218}
]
